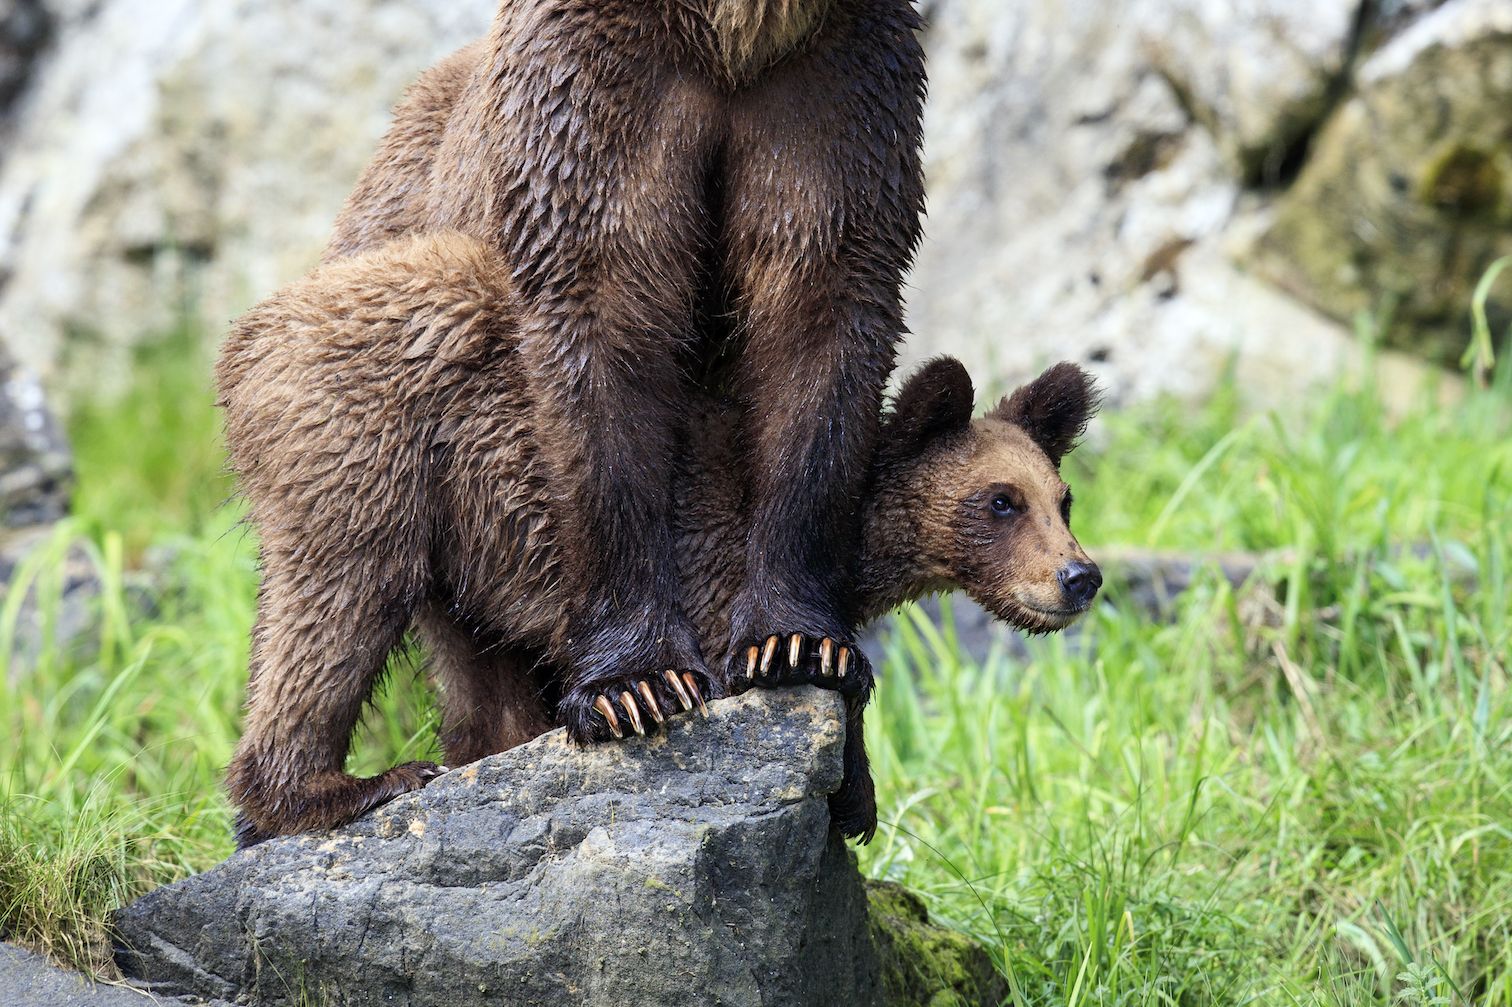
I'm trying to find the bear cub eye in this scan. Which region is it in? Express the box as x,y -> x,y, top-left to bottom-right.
990,493 -> 1018,517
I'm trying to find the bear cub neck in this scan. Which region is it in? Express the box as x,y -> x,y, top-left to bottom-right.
705,0 -> 830,78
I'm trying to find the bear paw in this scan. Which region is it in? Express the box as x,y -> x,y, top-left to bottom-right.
566,670 -> 711,743
734,633 -> 873,699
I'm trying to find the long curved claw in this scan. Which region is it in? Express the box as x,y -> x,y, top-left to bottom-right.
618,691 -> 645,736
594,695 -> 624,739
760,636 -> 779,676
819,638 -> 836,677
788,633 -> 802,669
746,646 -> 760,679
665,669 -> 694,712
681,672 -> 708,717
637,680 -> 664,725
838,647 -> 851,679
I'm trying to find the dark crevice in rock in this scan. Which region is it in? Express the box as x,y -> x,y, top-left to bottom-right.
0,0 -> 51,120
1246,0 -> 1381,191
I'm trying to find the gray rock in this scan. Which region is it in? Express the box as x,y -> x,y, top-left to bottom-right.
0,341 -> 89,678
0,942 -> 201,1006
0,0 -> 50,125
0,342 -> 69,529
115,688 -> 890,1007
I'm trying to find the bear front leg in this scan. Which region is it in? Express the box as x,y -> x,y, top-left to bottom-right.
449,44 -> 727,745
719,7 -> 925,838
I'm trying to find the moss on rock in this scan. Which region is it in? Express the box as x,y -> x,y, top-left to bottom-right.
866,880 -> 1007,1007
1419,143 -> 1505,217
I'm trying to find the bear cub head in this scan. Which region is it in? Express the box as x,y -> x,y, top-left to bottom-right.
875,357 -> 1104,633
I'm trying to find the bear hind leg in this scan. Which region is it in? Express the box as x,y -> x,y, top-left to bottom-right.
227,546 -> 439,848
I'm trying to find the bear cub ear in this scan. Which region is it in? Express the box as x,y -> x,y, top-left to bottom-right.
881,357 -> 975,458
990,362 -> 1102,466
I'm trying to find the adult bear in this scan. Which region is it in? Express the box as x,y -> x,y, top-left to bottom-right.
323,1 -> 927,747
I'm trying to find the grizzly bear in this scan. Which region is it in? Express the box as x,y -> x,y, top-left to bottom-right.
220,232 -> 1103,846
317,0 -> 929,750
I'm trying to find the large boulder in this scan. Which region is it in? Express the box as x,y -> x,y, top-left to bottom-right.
113,688 -> 1006,1007
1253,0 -> 1512,362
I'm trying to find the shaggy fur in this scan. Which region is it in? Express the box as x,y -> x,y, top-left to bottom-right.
220,234 -> 1101,844
315,0 -> 928,750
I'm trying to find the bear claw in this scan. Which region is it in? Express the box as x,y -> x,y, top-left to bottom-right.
593,695 -> 624,739
637,681 -> 664,724
588,672 -> 707,741
619,690 -> 645,736
683,672 -> 708,716
739,633 -> 869,697
663,670 -> 693,712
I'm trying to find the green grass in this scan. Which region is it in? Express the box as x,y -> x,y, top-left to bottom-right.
1,330 -> 1509,1003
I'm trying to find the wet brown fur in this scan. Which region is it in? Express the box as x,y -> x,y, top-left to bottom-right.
315,0 -> 928,762
220,234 -> 1100,844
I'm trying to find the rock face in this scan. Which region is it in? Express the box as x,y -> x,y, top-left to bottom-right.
114,688 -> 1003,1007
1255,0 -> 1512,361
1139,0 -> 1363,182
0,0 -> 1495,401
0,0 -> 494,391
902,0 -> 1460,412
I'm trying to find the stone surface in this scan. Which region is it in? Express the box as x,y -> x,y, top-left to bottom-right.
0,0 -> 50,128
900,0 -> 1453,416
0,342 -> 68,529
0,340 -> 90,676
0,942 -> 200,1006
115,688 -> 889,1007
1254,0 -> 1512,362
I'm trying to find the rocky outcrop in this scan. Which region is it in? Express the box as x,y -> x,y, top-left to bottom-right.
0,0 -> 1495,403
113,688 -> 1005,1007
1140,0 -> 1364,183
0,342 -> 92,675
0,344 -> 68,530
902,0 -> 1467,413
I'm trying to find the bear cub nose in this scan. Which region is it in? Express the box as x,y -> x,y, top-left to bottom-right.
1058,560 -> 1103,608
